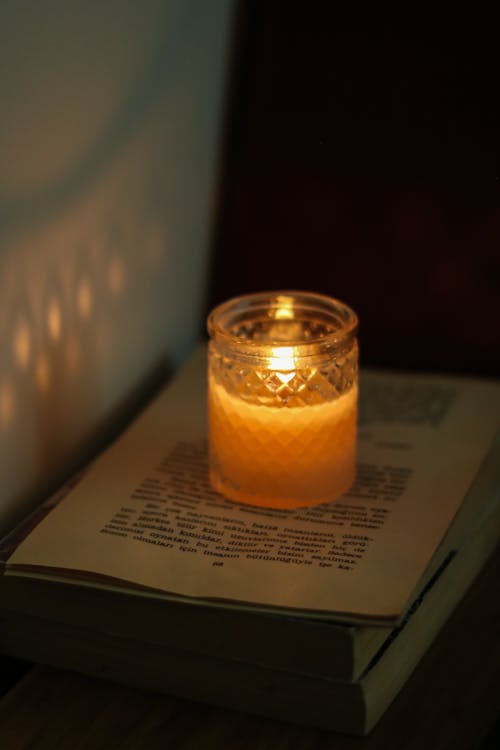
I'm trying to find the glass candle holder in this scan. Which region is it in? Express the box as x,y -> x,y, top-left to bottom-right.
207,291 -> 358,509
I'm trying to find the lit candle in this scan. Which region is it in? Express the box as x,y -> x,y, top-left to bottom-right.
207,292 -> 359,509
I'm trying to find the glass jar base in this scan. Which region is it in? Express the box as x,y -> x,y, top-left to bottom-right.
210,468 -> 355,510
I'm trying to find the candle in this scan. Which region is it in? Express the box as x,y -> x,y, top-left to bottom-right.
207,292 -> 359,509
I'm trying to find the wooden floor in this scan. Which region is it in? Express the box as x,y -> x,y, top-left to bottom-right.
1,546 -> 499,749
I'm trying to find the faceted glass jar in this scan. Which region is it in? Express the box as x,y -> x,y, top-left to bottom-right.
207,291 -> 359,508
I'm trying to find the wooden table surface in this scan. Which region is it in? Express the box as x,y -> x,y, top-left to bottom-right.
1,546 -> 499,750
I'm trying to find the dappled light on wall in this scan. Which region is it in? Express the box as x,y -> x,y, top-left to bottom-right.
108,255 -> 126,297
13,316 -> 32,372
0,0 -> 234,535
0,169 -> 180,526
76,276 -> 93,322
0,380 -> 15,431
47,297 -> 62,344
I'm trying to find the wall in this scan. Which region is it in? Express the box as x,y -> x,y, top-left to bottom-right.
209,9 -> 500,378
0,0 -> 234,534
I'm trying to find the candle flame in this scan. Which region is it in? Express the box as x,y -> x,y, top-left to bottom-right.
270,299 -> 299,381
269,346 -> 296,384
274,297 -> 294,319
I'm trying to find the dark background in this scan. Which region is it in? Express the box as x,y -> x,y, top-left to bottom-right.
207,6 -> 500,376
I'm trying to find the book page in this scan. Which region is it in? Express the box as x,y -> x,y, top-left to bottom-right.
6,347 -> 500,623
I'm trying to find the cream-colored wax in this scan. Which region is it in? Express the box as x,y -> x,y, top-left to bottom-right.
208,376 -> 357,509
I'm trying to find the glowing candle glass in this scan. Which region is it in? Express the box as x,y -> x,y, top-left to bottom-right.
207,291 -> 359,509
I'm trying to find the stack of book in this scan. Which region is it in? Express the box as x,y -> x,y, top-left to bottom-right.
1,348 -> 499,735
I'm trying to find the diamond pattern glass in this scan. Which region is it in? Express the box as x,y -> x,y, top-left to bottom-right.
207,292 -> 359,508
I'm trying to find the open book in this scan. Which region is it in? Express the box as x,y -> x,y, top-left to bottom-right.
1,346 -> 499,733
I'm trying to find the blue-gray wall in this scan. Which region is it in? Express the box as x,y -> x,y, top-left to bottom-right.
0,0 -> 234,534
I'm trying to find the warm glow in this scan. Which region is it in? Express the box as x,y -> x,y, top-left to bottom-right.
0,380 -> 15,428
270,297 -> 302,343
13,318 -> 31,369
274,296 -> 294,319
209,378 -> 358,509
269,346 -> 296,384
47,298 -> 62,341
108,255 -> 125,294
77,278 -> 92,319
35,354 -> 51,392
208,292 -> 359,508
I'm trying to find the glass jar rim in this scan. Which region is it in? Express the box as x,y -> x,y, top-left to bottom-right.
207,290 -> 358,355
